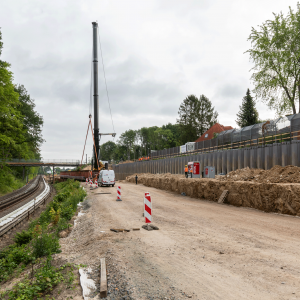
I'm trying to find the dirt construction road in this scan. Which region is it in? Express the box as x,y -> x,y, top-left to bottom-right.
60,182 -> 300,300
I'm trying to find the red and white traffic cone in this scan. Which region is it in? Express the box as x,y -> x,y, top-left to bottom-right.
144,192 -> 152,223
116,186 -> 122,201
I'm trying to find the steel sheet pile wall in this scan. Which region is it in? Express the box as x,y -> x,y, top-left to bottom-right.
238,149 -> 244,170
264,145 -> 273,170
257,146 -> 264,169
113,141 -> 299,180
292,141 -> 300,167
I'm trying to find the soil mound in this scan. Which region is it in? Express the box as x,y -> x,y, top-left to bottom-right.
126,172 -> 300,217
219,165 -> 300,184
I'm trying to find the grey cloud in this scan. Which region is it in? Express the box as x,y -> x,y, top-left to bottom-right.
1,0 -> 297,159
217,84 -> 246,99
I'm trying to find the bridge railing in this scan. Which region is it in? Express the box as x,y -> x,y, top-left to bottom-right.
3,159 -> 81,165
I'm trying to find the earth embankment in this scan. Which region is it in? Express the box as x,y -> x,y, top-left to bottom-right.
126,171 -> 300,216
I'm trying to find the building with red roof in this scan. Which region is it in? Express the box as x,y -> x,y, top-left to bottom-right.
194,123 -> 233,143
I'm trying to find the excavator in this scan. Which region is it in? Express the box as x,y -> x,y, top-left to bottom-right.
262,120 -> 270,136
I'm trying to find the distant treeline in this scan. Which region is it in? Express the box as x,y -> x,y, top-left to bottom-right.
100,94 -> 218,162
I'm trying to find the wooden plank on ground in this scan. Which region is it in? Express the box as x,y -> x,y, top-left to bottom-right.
218,190 -> 229,204
100,258 -> 107,298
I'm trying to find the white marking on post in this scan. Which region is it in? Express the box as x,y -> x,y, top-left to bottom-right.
144,192 -> 152,223
117,186 -> 121,201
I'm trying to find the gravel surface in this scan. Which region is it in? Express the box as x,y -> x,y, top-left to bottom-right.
58,182 -> 300,300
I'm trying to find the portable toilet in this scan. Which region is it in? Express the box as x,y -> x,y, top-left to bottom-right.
187,161 -> 200,178
204,166 -> 215,178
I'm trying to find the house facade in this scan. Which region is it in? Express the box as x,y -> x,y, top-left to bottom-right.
195,123 -> 233,143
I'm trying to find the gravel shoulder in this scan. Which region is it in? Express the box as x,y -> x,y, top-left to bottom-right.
58,181 -> 300,300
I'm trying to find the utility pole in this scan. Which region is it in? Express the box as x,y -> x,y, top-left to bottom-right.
92,21 -> 99,170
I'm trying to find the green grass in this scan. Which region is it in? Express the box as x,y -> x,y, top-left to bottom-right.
0,179 -> 86,299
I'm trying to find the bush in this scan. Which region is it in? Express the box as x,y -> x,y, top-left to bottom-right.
1,256 -> 67,300
60,204 -> 74,220
32,232 -> 61,258
54,191 -> 70,202
14,230 -> 32,246
0,245 -> 32,281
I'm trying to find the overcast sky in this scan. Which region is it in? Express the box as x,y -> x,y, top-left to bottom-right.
1,0 -> 297,160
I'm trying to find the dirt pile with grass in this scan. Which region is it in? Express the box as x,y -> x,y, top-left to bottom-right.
127,172 -> 300,216
219,165 -> 300,183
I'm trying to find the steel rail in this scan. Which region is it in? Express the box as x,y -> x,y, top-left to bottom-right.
0,176 -> 39,202
0,176 -> 42,212
0,177 -> 52,237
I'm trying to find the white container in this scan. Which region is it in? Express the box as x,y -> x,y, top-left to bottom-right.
180,145 -> 186,153
98,170 -> 115,187
186,142 -> 195,152
203,166 -> 215,178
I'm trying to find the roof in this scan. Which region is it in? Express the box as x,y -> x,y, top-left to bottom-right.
194,123 -> 234,142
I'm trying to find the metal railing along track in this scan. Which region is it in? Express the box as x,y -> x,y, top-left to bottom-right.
0,176 -> 42,212
0,177 -> 52,237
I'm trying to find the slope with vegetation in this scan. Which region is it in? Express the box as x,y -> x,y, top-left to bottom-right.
0,179 -> 86,299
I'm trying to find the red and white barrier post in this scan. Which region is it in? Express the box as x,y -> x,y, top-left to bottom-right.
144,192 -> 152,223
86,178 -> 88,185
95,178 -> 98,188
117,186 -> 122,201
89,178 -> 93,188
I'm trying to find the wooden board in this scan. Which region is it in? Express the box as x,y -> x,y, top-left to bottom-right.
110,228 -> 124,232
100,258 -> 107,298
218,190 -> 229,204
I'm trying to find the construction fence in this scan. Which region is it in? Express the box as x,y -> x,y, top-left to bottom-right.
113,140 -> 300,180
150,113 -> 300,159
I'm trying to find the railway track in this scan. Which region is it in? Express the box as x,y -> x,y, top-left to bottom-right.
0,176 -> 52,237
0,175 -> 42,213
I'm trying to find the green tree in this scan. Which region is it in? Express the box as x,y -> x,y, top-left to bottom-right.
14,85 -> 44,158
154,128 -> 174,149
100,141 -> 117,161
0,30 -> 25,162
114,144 -> 127,162
137,126 -> 159,155
55,167 -> 61,174
246,3 -> 300,114
236,89 -> 259,127
177,94 -> 218,144
198,94 -> 219,136
161,123 -> 181,147
118,130 -> 137,160
0,29 -> 45,195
